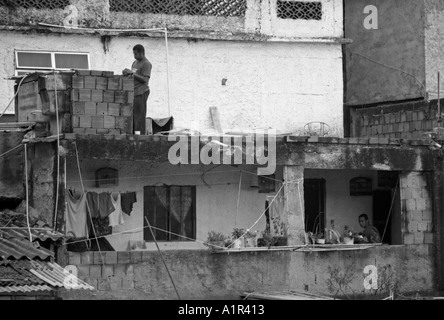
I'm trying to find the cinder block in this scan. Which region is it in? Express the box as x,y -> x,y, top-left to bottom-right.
76,70 -> 91,76
102,71 -> 114,77
72,76 -> 84,89
71,89 -> 79,101
85,128 -> 97,134
427,222 -> 433,231
85,102 -> 97,115
102,265 -> 114,278
109,129 -> 121,135
422,210 -> 433,221
403,233 -> 415,245
418,222 -> 428,232
92,116 -> 104,129
130,251 -> 142,264
105,252 -> 118,264
401,112 -> 407,122
104,116 -> 116,129
84,76 -> 96,89
79,115 -> 92,128
92,90 -> 103,102
83,278 -> 98,290
121,104 -> 133,117
93,252 -> 105,265
405,199 -> 416,211
108,103 -> 120,116
71,115 -> 80,127
418,111 -> 425,121
90,70 -> 104,77
122,77 -> 134,91
414,232 -> 425,244
97,103 -> 108,115
78,89 -> 92,102
97,279 -> 110,291
407,221 -> 418,233
89,265 -> 102,278
410,188 -> 422,199
122,277 -> 135,290
77,265 -> 90,277
73,127 -> 85,134
68,252 -> 81,265
103,90 -> 115,103
307,136 -> 319,142
64,133 -> 76,140
424,232 -> 434,244
97,129 -> 110,134
95,77 -> 108,90
110,277 -> 122,291
108,77 -> 120,90
114,264 -> 127,276
409,210 -> 422,222
114,91 -> 126,104
72,102 -> 85,115
117,252 -> 130,264
416,199 -> 426,211
116,116 -> 132,133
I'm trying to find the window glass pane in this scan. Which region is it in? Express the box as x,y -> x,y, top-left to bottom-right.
55,53 -> 89,69
17,52 -> 52,68
169,187 -> 182,241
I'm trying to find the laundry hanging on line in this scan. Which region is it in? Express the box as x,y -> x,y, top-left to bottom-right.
65,190 -> 89,239
121,192 -> 137,216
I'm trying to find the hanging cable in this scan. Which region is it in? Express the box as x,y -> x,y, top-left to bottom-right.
0,144 -> 23,158
0,74 -> 29,119
381,179 -> 400,243
53,71 -> 61,231
144,216 -> 181,300
24,144 -> 32,242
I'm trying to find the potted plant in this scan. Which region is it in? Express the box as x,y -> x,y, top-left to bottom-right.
243,230 -> 257,248
205,231 -> 228,251
342,225 -> 355,245
231,228 -> 246,249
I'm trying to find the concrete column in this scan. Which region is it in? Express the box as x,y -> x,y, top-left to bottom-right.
283,165 -> 305,246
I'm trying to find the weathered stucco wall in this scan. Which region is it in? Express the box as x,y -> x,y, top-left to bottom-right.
424,0 -> 444,100
60,244 -> 434,299
0,32 -> 344,135
65,158 -> 271,251
344,0 -> 425,106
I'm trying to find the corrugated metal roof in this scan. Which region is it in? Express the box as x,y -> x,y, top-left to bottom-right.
0,225 -> 65,260
0,260 -> 94,293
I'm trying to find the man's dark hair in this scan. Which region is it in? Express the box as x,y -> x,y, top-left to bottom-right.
359,214 -> 369,221
133,44 -> 145,55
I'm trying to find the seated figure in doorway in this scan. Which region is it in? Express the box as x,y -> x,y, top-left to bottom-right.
358,213 -> 381,243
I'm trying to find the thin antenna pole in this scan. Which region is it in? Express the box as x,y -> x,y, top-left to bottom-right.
438,72 -> 441,126
164,25 -> 171,117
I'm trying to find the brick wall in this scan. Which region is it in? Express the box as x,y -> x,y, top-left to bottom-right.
400,172 -> 434,245
352,98 -> 444,139
70,70 -> 134,135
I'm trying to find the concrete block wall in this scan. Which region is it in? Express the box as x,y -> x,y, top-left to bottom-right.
353,99 -> 444,139
70,70 -> 134,135
400,172 -> 434,245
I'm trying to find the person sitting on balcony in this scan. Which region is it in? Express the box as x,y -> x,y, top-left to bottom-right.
358,213 -> 381,243
122,44 -> 152,135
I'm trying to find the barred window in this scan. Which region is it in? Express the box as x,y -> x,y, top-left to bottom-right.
110,0 -> 247,17
277,1 -> 322,21
0,0 -> 69,10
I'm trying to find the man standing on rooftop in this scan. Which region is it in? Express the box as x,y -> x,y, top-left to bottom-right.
123,44 -> 152,135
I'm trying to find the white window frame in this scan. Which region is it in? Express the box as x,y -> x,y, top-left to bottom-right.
15,50 -> 91,73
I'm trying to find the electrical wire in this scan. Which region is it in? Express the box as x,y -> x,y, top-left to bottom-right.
0,144 -> 23,158
381,179 -> 399,243
53,71 -> 61,231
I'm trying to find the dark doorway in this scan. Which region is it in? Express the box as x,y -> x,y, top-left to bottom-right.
373,190 -> 392,244
304,179 -> 326,233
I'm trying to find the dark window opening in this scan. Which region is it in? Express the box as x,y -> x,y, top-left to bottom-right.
144,186 -> 196,241
304,179 -> 326,233
277,1 -> 322,21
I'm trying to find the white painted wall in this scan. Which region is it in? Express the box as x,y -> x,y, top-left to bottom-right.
304,169 -> 379,233
65,159 -> 271,251
0,32 -> 344,136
